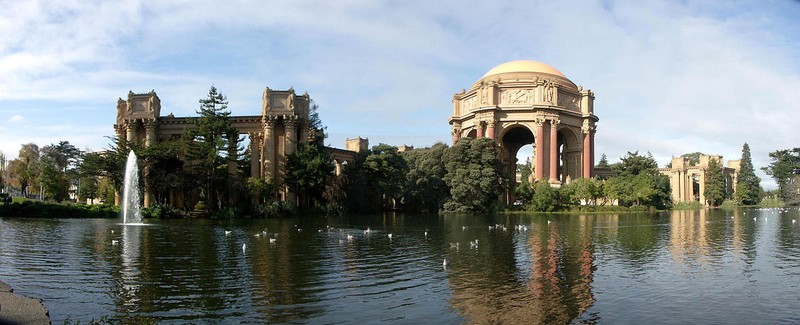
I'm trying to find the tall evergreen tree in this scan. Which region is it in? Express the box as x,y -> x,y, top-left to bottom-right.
597,153 -> 609,168
703,157 -> 725,206
734,143 -> 761,205
187,86 -> 240,209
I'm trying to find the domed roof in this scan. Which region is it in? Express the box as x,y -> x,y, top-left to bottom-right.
482,60 -> 566,78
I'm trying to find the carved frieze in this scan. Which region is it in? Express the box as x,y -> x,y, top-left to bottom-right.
558,94 -> 580,111
500,88 -> 533,105
462,95 -> 478,111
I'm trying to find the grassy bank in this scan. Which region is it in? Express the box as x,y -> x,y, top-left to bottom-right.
0,200 -> 119,218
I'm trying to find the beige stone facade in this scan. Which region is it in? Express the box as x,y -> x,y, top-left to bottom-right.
114,88 -> 361,208
658,155 -> 740,205
449,60 -> 599,202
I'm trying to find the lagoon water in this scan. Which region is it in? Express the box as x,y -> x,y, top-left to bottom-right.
2,208 -> 800,324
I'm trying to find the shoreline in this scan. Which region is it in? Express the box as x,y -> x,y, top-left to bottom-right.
0,279 -> 51,325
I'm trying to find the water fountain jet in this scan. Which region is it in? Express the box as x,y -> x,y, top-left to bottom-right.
122,150 -> 142,224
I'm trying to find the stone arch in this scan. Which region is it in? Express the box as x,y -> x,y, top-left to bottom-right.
556,126 -> 583,183
465,128 -> 478,139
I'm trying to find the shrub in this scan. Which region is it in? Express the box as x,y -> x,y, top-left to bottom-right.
672,201 -> 703,210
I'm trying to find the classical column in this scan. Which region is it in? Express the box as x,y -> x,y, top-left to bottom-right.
249,132 -> 262,179
590,128 -> 595,177
125,120 -> 137,143
549,119 -> 559,182
262,118 -> 275,179
334,160 -> 342,176
582,129 -> 591,178
486,119 -> 495,140
534,120 -> 545,180
144,119 -> 157,147
476,122 -> 485,138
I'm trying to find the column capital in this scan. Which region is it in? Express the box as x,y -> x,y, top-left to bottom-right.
248,131 -> 263,140
144,119 -> 158,130
262,116 -> 276,128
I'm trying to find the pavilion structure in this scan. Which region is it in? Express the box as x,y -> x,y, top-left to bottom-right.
448,60 -> 599,202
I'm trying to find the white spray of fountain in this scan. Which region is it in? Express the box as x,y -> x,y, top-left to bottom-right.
122,151 -> 143,224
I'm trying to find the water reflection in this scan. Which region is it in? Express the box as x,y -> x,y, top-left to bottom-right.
1,208 -> 800,323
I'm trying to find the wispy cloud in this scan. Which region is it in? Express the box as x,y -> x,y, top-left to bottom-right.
9,115 -> 25,122
0,0 -> 798,188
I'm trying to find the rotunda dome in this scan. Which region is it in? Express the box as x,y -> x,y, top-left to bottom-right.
482,60 -> 566,78
477,60 -> 577,91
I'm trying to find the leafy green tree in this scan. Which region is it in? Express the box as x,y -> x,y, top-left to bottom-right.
285,142 -> 334,207
80,137 -> 136,202
703,157 -> 726,206
285,102 -> 334,208
79,175 -> 99,204
606,151 -> 671,209
762,147 -> 800,201
442,137 -> 504,212
401,143 -> 449,213
247,177 -> 275,206
343,144 -> 408,213
734,143 -> 761,205
140,139 -> 186,205
12,143 -> 42,197
574,177 -> 602,205
530,180 -> 559,212
186,86 -> 241,209
39,157 -> 69,202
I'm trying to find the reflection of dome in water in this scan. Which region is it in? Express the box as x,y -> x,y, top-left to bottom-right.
482,60 -> 567,78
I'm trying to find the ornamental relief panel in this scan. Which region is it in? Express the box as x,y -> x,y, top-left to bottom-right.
558,94 -> 580,111
462,95 -> 478,111
500,88 -> 534,105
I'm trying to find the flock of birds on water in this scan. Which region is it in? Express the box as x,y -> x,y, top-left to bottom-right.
108,207 -> 800,267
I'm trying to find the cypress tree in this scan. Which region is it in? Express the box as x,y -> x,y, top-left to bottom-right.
703,158 -> 725,206
734,143 -> 761,205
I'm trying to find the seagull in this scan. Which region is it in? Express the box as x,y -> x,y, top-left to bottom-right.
388,233 -> 393,240
547,220 -> 552,224
224,230 -> 232,236
242,243 -> 246,251
110,229 -> 115,234
424,231 -> 428,237
346,234 -> 354,241
462,226 -> 468,231
793,219 -> 796,224
443,258 -> 448,267
254,233 -> 261,238
111,240 -> 119,245
297,228 -> 302,232
364,227 -> 372,234
269,238 -> 277,244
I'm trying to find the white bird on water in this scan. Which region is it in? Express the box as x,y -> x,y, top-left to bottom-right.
388,233 -> 393,240
547,220 -> 552,224
111,240 -> 119,245
793,219 -> 797,224
424,230 -> 429,237
242,243 -> 246,251
269,238 -> 277,244
443,258 -> 448,267
224,230 -> 232,236
346,234 -> 354,241
110,229 -> 115,234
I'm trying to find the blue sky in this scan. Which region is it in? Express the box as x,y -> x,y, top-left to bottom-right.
1,0 -> 799,189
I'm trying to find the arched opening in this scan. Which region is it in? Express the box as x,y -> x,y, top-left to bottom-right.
501,125 -> 536,205
466,129 -> 477,139
556,127 -> 582,183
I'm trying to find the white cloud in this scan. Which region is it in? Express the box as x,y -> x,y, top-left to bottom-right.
9,115 -> 24,122
0,0 -> 798,189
